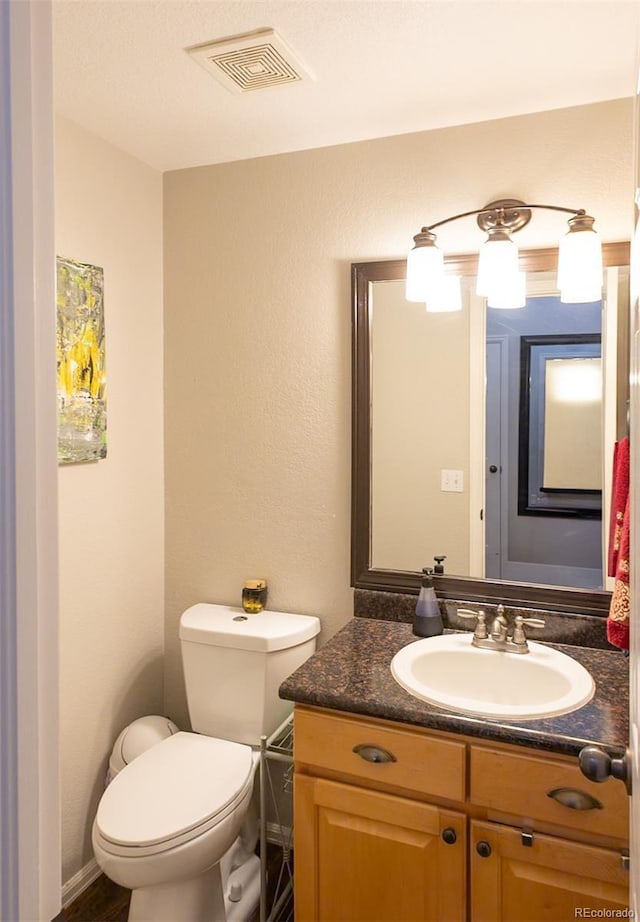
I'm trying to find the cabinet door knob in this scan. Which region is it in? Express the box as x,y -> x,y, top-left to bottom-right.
352,743 -> 397,764
441,827 -> 457,845
578,746 -> 632,795
547,787 -> 603,811
476,840 -> 492,858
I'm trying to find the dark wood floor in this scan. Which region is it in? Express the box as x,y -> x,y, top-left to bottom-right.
52,846 -> 291,922
53,875 -> 130,922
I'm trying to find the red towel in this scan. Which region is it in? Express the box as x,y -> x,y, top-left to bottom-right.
607,437 -> 630,651
608,437 -> 629,577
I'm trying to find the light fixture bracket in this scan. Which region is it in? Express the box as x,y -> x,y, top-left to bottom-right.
566,212 -> 595,233
476,199 -> 532,235
412,229 -> 439,247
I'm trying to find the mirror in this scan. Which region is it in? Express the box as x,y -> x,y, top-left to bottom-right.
351,242 -> 630,615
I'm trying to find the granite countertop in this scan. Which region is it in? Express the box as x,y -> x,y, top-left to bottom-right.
279,617 -> 629,758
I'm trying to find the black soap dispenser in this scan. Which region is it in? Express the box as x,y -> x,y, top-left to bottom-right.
413,568 -> 444,637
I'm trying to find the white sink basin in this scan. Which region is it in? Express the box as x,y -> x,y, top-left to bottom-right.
390,633 -> 595,720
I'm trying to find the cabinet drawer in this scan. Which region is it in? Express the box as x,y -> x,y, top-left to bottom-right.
294,707 -> 466,802
470,746 -> 628,840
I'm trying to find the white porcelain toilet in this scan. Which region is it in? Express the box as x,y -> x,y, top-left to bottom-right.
92,603 -> 320,922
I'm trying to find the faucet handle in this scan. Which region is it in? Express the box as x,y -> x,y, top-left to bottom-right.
512,614 -> 545,646
457,608 -> 488,640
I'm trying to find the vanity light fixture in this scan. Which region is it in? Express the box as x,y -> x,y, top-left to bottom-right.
406,198 -> 603,312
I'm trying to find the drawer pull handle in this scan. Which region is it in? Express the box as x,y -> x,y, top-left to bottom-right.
547,787 -> 603,811
352,744 -> 397,764
476,840 -> 492,858
441,827 -> 457,845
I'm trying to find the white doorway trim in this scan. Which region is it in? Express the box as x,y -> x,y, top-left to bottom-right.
1,1 -> 60,919
0,3 -> 19,917
468,288 -> 485,576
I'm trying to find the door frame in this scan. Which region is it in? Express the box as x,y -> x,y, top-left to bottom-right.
0,2 -> 60,919
471,271 -> 619,589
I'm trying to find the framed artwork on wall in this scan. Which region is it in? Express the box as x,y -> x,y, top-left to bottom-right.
518,333 -> 602,518
56,256 -> 107,463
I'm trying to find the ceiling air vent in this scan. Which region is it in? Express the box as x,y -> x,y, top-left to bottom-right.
187,28 -> 311,94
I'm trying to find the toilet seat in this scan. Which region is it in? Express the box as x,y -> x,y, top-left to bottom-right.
95,732 -> 254,858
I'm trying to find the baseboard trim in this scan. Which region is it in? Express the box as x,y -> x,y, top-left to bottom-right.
61,858 -> 101,908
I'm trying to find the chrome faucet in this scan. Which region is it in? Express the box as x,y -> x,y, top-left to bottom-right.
489,604 -> 509,644
458,604 -> 545,654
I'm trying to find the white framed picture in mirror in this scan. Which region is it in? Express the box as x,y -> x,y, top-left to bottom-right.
351,242 -> 630,615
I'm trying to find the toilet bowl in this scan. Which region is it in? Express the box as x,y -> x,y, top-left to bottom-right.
92,604 -> 320,922
93,732 -> 257,920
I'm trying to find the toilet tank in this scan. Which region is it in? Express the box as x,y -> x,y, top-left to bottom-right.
179,603 -> 320,745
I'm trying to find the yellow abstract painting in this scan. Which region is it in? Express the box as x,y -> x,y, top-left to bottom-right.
56,257 -> 107,463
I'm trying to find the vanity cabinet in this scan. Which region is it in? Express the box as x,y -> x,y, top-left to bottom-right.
293,706 -> 630,922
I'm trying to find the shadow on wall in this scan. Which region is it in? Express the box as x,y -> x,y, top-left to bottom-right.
83,654 -> 165,861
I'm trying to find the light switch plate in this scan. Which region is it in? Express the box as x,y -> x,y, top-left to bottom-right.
441,469 -> 464,492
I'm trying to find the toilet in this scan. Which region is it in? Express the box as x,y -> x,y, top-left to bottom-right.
92,603 -> 320,922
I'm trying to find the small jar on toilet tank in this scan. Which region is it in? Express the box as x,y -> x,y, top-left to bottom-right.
242,579 -> 267,613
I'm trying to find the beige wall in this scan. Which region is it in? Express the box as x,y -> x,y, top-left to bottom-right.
55,116 -> 165,885
163,98 -> 633,727
371,279 -> 472,574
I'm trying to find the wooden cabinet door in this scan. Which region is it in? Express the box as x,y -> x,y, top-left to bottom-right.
471,820 -> 630,921
294,774 -> 466,922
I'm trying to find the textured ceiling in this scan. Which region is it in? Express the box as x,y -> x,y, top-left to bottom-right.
52,0 -> 640,173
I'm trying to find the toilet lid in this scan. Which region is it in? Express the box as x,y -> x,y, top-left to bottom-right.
96,732 -> 253,849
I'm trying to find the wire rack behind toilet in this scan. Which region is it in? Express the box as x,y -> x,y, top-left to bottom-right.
259,714 -> 295,922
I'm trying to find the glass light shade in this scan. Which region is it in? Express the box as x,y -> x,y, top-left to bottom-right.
487,271 -> 526,309
406,240 -> 445,302
426,275 -> 462,313
476,237 -> 519,297
560,286 -> 602,304
558,219 -> 603,304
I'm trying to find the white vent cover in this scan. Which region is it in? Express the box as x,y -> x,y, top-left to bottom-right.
187,28 -> 311,94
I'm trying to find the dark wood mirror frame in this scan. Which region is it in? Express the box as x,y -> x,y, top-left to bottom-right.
351,241 -> 630,616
